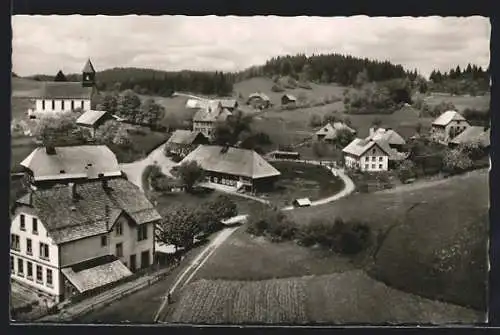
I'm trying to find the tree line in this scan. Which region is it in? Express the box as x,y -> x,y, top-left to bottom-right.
428,64 -> 490,95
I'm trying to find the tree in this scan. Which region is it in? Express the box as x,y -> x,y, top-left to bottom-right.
213,110 -> 253,146
139,98 -> 165,127
372,117 -> 382,127
36,114 -> 88,147
335,128 -> 356,148
117,89 -> 141,121
309,114 -> 323,127
54,70 -> 67,82
396,159 -> 417,182
442,148 -> 473,174
354,68 -> 369,88
96,93 -> 118,114
322,111 -> 338,125
173,160 -> 205,191
156,205 -> 201,252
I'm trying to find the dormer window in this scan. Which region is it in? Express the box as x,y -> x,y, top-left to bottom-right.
60,170 -> 65,174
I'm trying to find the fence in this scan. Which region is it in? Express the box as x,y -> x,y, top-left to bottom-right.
266,157 -> 339,168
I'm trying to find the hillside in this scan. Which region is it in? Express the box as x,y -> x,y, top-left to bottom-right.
11,77 -> 43,98
169,271 -> 482,324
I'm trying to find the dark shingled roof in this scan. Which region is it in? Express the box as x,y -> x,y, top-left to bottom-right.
32,82 -> 94,99
167,130 -> 206,145
15,179 -> 161,244
82,59 -> 96,73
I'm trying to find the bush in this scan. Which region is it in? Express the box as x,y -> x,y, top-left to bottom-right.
309,114 -> 323,128
271,84 -> 285,93
442,148 -> 473,175
396,159 -> 417,182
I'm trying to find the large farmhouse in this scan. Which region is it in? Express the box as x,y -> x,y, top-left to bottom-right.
10,179 -> 161,303
28,59 -> 97,117
20,145 -> 122,187
366,127 -> 406,151
431,110 -> 470,143
449,126 -> 491,149
192,101 -> 233,139
247,92 -> 271,109
342,138 -> 392,172
315,122 -> 356,143
179,145 -> 281,193
165,130 -> 209,158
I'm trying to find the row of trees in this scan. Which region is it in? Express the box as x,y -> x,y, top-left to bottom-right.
428,64 -> 490,96
156,195 -> 237,252
95,90 -> 165,128
429,64 -> 489,83
246,206 -> 372,255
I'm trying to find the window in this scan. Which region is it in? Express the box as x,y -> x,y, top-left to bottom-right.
364,164 -> 369,170
379,156 -> 383,162
101,235 -> 108,247
71,100 -> 75,110
27,238 -> 32,255
10,256 -> 14,273
39,242 -> 49,260
372,149 -> 376,154
27,261 -> 33,279
36,265 -> 43,283
17,258 -> 24,276
46,269 -> 53,287
116,243 -> 123,257
372,156 -> 376,162
42,100 -> 46,110
20,214 -> 25,231
371,164 -> 375,169
81,100 -> 84,109
379,164 -> 383,169
137,225 -> 148,241
32,218 -> 38,235
10,234 -> 20,251
51,100 -> 55,110
115,222 -> 123,236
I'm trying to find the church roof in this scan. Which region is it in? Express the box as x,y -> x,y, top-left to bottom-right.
32,82 -> 94,99
82,59 -> 96,73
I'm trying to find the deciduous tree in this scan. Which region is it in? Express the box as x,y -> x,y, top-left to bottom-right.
173,160 -> 205,191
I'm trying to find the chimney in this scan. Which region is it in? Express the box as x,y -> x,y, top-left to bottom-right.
45,146 -> 56,155
68,182 -> 76,201
369,127 -> 376,136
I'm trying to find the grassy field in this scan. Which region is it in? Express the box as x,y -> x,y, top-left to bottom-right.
152,189 -> 266,218
261,161 -> 345,207
289,169 -> 489,310
233,77 -> 347,105
11,77 -> 43,98
169,271 -> 482,324
423,93 -> 490,112
138,94 -> 196,129
192,226 -> 361,282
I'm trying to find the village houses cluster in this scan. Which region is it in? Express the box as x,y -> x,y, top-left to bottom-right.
10,59 -> 490,308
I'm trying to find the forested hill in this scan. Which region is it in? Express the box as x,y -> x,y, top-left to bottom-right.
23,52 -> 488,97
236,53 -> 410,85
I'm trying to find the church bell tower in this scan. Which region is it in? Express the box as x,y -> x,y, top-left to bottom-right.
82,59 -> 96,87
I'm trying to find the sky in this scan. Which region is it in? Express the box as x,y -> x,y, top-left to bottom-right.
12,15 -> 490,79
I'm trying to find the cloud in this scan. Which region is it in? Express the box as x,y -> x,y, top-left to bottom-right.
11,15 -> 490,78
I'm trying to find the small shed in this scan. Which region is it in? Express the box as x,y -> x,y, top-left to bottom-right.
268,150 -> 300,160
76,110 -> 112,137
281,94 -> 297,105
292,198 -> 312,207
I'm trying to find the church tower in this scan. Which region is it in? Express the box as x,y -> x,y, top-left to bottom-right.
82,59 -> 96,87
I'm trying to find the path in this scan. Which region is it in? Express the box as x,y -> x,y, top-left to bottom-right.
153,226 -> 240,322
120,143 -> 176,190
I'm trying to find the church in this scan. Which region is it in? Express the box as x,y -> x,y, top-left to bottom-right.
28,59 -> 97,117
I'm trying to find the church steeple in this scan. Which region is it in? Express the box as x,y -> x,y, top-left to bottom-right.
82,59 -> 96,87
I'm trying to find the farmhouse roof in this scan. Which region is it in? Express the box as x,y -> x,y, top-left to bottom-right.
432,110 -> 467,126
450,126 -> 491,147
283,94 -> 297,101
192,103 -> 231,122
20,145 -> 122,182
249,92 -> 270,101
15,178 -> 161,244
31,82 -> 94,99
342,138 -> 392,157
61,255 -> 132,293
82,59 -> 96,73
366,127 -> 406,146
316,122 -> 356,139
76,110 -> 109,127
219,99 -> 238,109
167,130 -> 206,145
179,145 -> 281,179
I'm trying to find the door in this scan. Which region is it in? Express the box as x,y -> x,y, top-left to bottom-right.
141,250 -> 150,269
130,254 -> 136,272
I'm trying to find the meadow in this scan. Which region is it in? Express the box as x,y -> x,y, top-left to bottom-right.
169,271 -> 482,324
